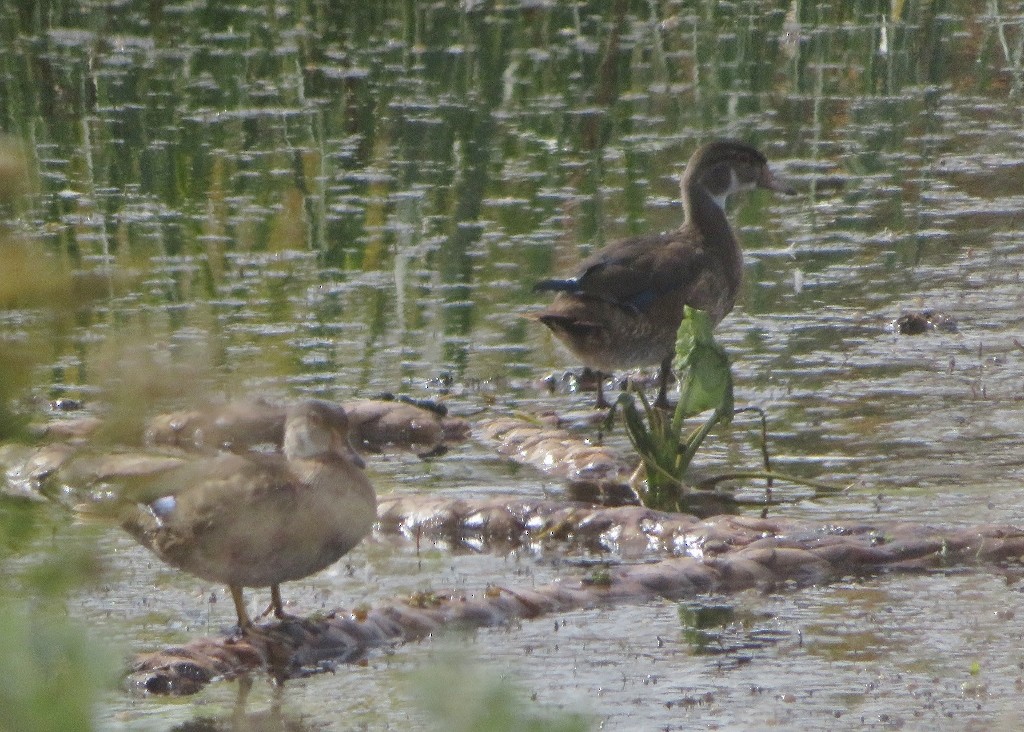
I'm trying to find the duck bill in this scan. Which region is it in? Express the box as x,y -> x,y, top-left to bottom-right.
759,167 -> 796,195
345,440 -> 366,470
331,430 -> 366,469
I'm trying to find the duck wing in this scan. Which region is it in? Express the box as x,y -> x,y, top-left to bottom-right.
119,453 -> 306,582
535,231 -> 708,313
119,453 -> 296,540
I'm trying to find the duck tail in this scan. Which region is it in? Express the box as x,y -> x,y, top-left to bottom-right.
535,313 -> 602,338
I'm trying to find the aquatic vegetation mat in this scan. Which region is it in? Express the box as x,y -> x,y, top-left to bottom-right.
128,496 -> 1024,695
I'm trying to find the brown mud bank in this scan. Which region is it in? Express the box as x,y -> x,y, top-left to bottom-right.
129,495 -> 1024,695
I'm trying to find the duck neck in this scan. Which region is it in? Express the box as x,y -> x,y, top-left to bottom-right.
683,177 -> 742,281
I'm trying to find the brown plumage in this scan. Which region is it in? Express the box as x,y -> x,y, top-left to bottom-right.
531,139 -> 794,407
120,400 -> 376,632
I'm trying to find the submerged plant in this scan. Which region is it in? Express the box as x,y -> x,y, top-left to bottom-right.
616,306 -> 839,513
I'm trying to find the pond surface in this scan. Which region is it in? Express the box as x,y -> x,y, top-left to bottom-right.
3,0 -> 1024,729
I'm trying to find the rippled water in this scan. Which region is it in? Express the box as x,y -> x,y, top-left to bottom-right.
4,0 -> 1024,729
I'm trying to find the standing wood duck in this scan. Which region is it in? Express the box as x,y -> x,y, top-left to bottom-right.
531,139 -> 794,407
120,400 -> 377,632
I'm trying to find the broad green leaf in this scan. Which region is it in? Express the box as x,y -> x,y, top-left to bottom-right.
674,307 -> 733,417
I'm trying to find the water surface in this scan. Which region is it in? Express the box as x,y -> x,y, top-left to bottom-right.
4,1 -> 1024,729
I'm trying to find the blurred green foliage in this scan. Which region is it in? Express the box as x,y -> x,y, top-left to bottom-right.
0,138 -> 114,732
0,587 -> 110,732
407,650 -> 590,732
0,498 -> 114,732
0,137 -> 43,441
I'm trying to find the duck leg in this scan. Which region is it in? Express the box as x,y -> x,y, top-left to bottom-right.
253,584 -> 294,621
229,584 -> 254,632
654,357 -> 673,409
270,584 -> 288,619
594,372 -> 611,409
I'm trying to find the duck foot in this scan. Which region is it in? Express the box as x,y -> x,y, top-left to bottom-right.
256,584 -> 301,623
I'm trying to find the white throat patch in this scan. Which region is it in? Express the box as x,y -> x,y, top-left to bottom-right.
711,168 -> 758,209
708,169 -> 738,210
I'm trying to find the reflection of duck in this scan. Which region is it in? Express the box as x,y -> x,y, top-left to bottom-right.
121,400 -> 376,632
531,140 -> 794,407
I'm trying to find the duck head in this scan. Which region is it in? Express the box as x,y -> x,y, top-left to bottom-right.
682,139 -> 795,213
283,400 -> 365,468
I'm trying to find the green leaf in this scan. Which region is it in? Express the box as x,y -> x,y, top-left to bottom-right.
674,307 -> 733,418
618,393 -> 656,458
